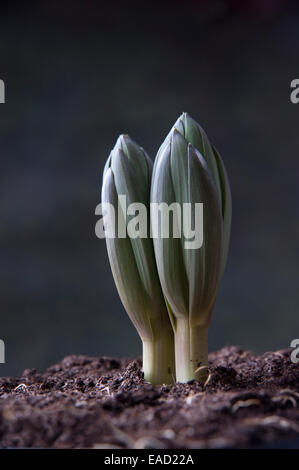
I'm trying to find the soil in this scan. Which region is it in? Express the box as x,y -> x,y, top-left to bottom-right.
0,346 -> 298,449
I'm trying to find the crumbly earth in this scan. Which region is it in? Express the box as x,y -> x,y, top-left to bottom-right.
0,347 -> 298,449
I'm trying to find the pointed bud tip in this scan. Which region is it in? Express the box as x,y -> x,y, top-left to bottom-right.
117,134 -> 129,145
118,133 -> 141,149
114,134 -> 134,156
183,112 -> 194,122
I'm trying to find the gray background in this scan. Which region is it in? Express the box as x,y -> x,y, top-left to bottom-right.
1,1 -> 299,376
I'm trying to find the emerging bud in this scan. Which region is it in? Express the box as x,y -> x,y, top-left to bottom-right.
151,114 -> 232,382
101,135 -> 175,385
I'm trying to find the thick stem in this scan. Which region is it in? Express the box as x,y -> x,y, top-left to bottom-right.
142,329 -> 175,385
175,317 -> 209,383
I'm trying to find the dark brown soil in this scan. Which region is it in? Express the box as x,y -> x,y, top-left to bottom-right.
0,346 -> 298,449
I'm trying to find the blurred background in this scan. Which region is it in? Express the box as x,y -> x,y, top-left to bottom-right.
1,0 -> 299,376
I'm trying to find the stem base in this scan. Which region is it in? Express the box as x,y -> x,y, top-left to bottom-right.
142,331 -> 175,385
175,318 -> 209,383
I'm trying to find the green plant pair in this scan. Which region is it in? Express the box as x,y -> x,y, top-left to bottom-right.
101,113 -> 231,385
